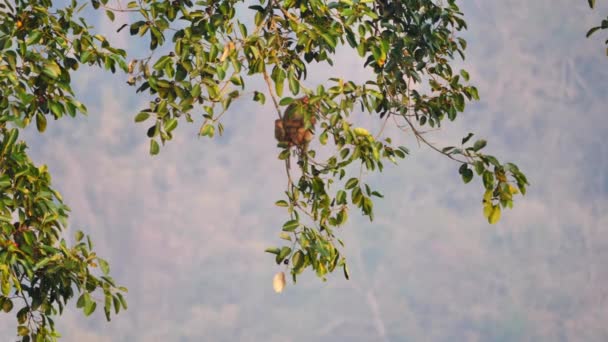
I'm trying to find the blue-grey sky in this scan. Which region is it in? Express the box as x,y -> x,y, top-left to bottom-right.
2,1 -> 608,341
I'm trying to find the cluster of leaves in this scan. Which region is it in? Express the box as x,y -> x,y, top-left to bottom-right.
0,127 -> 126,342
0,0 -> 532,338
0,0 -> 127,132
443,133 -> 528,224
251,0 -> 528,283
100,0 -> 528,284
0,1 -> 128,340
586,0 -> 608,54
268,93 -> 410,280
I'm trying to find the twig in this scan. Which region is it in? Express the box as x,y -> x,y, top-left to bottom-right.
402,115 -> 470,164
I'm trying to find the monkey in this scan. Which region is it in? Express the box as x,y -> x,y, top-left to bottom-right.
274,96 -> 318,170
274,96 -> 316,147
274,118 -> 287,143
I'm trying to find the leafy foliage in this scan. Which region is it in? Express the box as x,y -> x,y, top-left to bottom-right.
112,0 -> 528,283
0,1 -> 127,340
0,0 -> 530,339
0,127 -> 126,341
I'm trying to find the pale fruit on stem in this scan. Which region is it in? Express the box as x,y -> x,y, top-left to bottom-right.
273,271 -> 286,293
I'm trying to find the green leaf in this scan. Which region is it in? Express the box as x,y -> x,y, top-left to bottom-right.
292,250 -> 305,270
472,139 -> 487,151
83,298 -> 97,316
35,113 -> 47,133
106,10 -> 115,21
1,280 -> 8,296
371,145 -> 380,161
461,133 -> 474,145
149,139 -> 160,155
42,61 -> 62,79
279,97 -> 294,106
474,161 -> 485,175
113,296 -> 121,314
371,191 -> 384,198
276,246 -> 291,264
345,178 -> 359,190
253,91 -> 265,104
80,50 -> 93,64
460,69 -> 470,81
49,101 -> 64,118
461,167 -> 473,184
275,200 -> 288,207
200,124 -> 215,138
26,31 -> 42,46
0,175 -> 11,189
482,171 -> 494,190
134,112 -> 150,122
319,131 -> 328,145
16,307 -> 28,324
153,56 -> 171,70
282,220 -> 299,232
117,293 -> 128,310
99,258 -> 110,275
275,79 -> 284,97
587,26 -> 601,38
164,118 -> 178,133
588,0 -> 595,8
320,32 -> 337,49
288,71 -> 300,95
34,257 -> 51,270
454,93 -> 465,112
340,148 -> 350,160
336,190 -> 347,204
104,295 -> 112,321
1,129 -> 18,155
229,75 -> 243,87
76,294 -> 86,308
264,247 -> 280,255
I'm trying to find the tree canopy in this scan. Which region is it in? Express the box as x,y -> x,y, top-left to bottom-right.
0,0 -> 537,340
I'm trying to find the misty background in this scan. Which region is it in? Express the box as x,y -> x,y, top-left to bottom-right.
1,0 -> 608,341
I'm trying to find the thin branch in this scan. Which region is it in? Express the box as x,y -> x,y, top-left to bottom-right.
401,115 -> 470,164
262,69 -> 283,120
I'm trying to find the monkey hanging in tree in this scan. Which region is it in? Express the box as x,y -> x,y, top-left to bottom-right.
274,96 -> 317,170
274,96 -> 317,149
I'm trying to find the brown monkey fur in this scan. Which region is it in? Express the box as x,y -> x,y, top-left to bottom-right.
274,97 -> 316,147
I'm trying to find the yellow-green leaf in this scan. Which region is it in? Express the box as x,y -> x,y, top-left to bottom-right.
275,200 -> 288,207
42,61 -> 61,79
353,127 -> 370,137
2,298 -> 13,312
483,203 -> 492,219
17,325 -> 29,336
292,250 -> 305,269
282,220 -> 299,232
36,113 -> 47,133
488,205 -> 501,224
149,139 -> 160,155
134,112 -> 150,123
